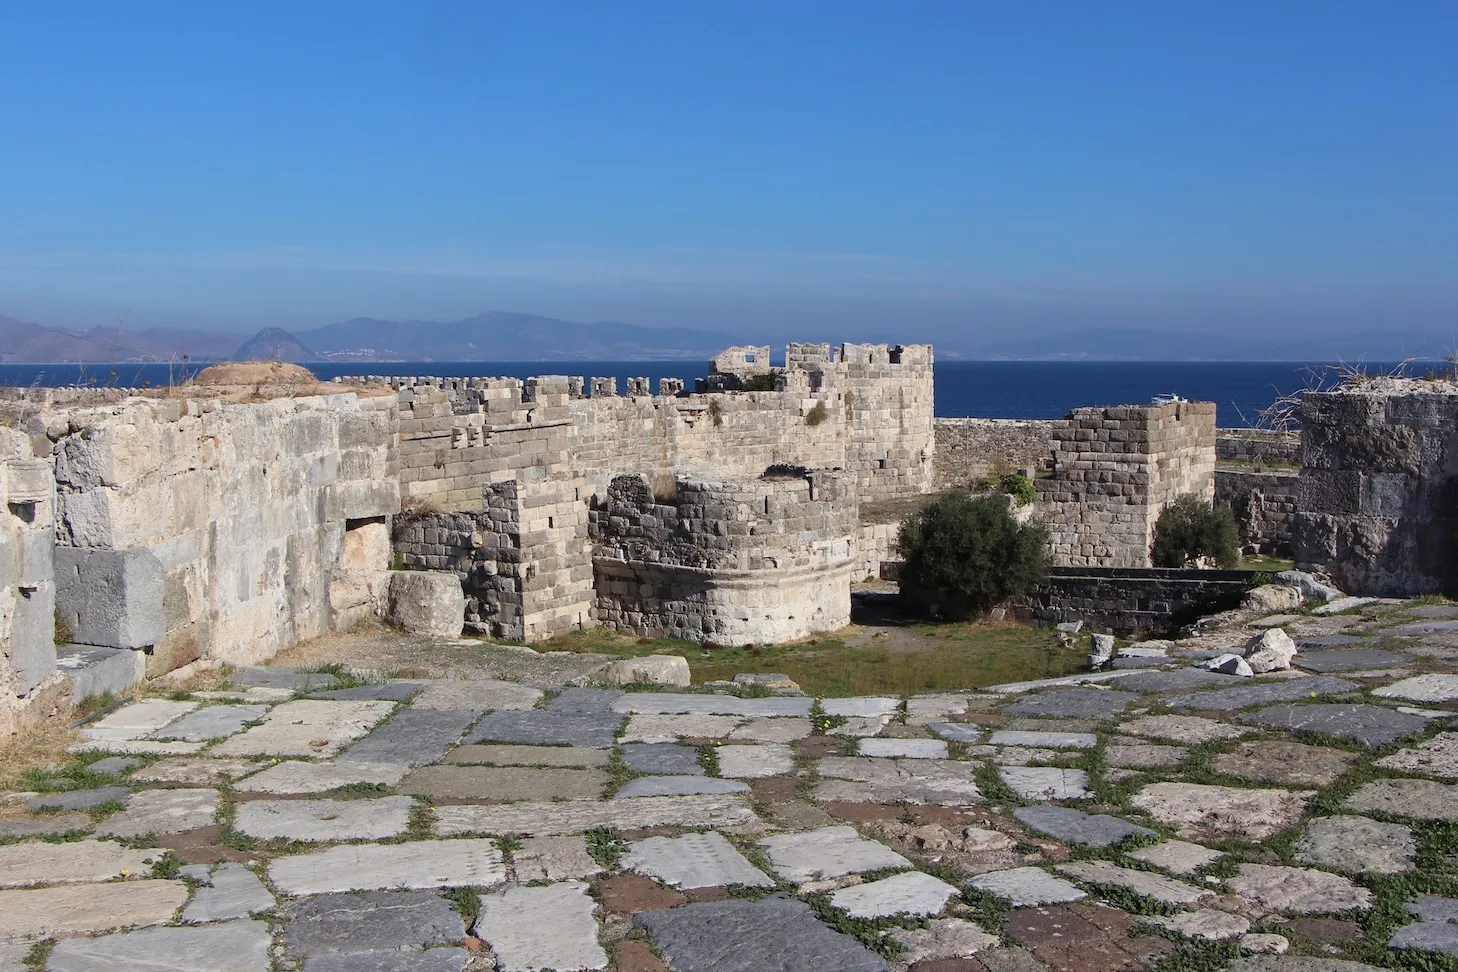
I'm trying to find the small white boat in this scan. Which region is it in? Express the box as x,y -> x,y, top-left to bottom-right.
1151,393 -> 1186,405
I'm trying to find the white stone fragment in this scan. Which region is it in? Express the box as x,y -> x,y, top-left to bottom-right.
858,738 -> 949,759
622,832 -> 773,889
829,870 -> 960,918
1200,654 -> 1254,677
474,881 -> 608,972
1245,629 -> 1297,674
268,839 -> 506,895
759,826 -> 910,885
716,743 -> 794,778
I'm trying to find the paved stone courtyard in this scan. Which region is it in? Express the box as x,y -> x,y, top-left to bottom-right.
9,601 -> 1458,970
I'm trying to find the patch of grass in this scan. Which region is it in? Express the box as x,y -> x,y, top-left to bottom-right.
72,689 -> 122,720
297,663 -> 375,691
85,799 -> 128,821
22,941 -> 54,972
973,762 -> 1021,804
604,750 -> 639,796
441,886 -> 481,921
585,827 -> 629,868
18,753 -> 121,793
1238,555 -> 1295,572
149,852 -> 183,880
539,620 -> 1083,697
697,744 -> 721,777
403,802 -> 435,841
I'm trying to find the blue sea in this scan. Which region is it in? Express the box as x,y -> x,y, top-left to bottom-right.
0,360 -> 1397,427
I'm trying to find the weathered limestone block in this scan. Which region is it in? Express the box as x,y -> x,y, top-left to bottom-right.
54,546 -> 165,649
605,655 -> 692,688
387,570 -> 465,637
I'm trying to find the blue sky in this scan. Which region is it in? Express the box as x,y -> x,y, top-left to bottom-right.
0,2 -> 1454,351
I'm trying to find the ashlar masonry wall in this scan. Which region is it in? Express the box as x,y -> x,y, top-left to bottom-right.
591,470 -> 859,645
1294,381 -> 1458,596
0,427 -> 66,737
1037,402 -> 1217,567
393,477 -> 594,642
3,390 -> 400,671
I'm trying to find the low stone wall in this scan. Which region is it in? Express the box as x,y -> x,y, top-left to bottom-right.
1025,566 -> 1256,634
1216,469 -> 1299,557
933,419 -> 1053,488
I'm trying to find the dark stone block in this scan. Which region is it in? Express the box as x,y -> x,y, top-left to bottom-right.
1165,675 -> 1360,711
622,743 -> 704,776
635,895 -> 890,972
337,709 -> 478,767
284,891 -> 465,959
1240,703 -> 1429,747
999,688 -> 1140,719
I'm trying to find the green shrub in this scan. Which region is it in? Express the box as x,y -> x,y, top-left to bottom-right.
805,401 -> 829,427
741,374 -> 777,391
896,492 -> 1050,617
998,472 -> 1036,507
1151,494 -> 1240,569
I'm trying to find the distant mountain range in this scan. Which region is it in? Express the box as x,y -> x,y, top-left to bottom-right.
3,311 -> 1455,364
0,311 -> 737,363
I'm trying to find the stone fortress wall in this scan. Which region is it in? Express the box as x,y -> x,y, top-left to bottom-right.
1037,402 -> 1217,567
590,469 -> 858,646
370,341 -> 934,512
380,343 -> 930,643
16,347 -> 1458,734
1294,380 -> 1458,596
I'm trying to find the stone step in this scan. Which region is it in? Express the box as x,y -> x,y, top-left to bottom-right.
55,643 -> 146,704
